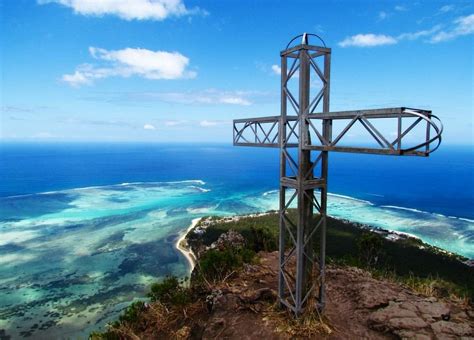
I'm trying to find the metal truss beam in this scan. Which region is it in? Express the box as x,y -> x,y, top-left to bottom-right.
232,33 -> 443,317
233,108 -> 443,156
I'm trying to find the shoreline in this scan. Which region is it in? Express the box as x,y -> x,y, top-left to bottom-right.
176,217 -> 201,273
175,212 -> 471,267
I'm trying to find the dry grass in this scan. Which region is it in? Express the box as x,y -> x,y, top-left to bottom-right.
266,304 -> 332,338
370,269 -> 472,305
92,300 -> 208,339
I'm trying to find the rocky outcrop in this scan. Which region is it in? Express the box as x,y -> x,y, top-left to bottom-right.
96,250 -> 473,339
211,229 -> 245,251
201,252 -> 473,339
325,266 -> 473,339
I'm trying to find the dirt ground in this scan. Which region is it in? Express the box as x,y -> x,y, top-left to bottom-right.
197,251 -> 473,339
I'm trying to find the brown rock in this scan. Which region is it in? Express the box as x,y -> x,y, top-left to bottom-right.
240,287 -> 277,303
415,300 -> 450,321
369,301 -> 419,324
397,330 -> 432,339
430,320 -> 474,337
388,317 -> 429,330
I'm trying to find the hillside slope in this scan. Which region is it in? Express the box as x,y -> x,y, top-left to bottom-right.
92,213 -> 473,339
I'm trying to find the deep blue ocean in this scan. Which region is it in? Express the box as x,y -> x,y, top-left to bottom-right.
1,142 -> 473,218
0,142 -> 473,337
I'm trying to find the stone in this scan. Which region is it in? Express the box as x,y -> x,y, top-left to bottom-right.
415,300 -> 450,320
397,330 -> 431,339
212,230 -> 245,250
430,320 -> 473,337
388,317 -> 428,330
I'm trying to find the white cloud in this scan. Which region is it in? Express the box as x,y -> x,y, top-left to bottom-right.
378,11 -> 388,21
219,97 -> 251,106
62,70 -> 91,87
430,14 -> 474,43
394,5 -> 406,11
143,123 -> 156,130
165,120 -> 188,126
339,24 -> 450,48
270,64 -> 300,78
38,0 -> 206,21
133,89 -> 255,106
439,5 -> 454,13
397,25 -> 442,41
199,120 -> 218,127
271,64 -> 281,75
338,34 -> 397,47
63,47 -> 196,86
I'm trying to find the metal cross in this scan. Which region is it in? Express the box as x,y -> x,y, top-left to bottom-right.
232,33 -> 443,315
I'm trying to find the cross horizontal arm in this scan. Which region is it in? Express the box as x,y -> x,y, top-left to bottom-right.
232,107 -> 443,156
313,107 -> 430,119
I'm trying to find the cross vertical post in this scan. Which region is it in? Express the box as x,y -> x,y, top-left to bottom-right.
232,33 -> 443,316
278,54 -> 287,304
319,46 -> 331,307
279,34 -> 332,314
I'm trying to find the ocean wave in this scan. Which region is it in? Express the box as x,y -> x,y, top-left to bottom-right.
1,180 -> 207,199
262,190 -> 279,196
380,205 -> 428,214
259,190 -> 376,206
188,186 -> 211,193
119,180 -> 206,186
171,180 -> 206,185
378,205 -> 474,229
328,193 -> 374,205
366,193 -> 384,197
447,216 -> 474,223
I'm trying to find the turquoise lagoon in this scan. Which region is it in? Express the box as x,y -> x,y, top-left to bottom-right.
0,143 -> 473,338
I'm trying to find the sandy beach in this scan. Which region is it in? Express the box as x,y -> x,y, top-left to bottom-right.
175,217 -> 201,273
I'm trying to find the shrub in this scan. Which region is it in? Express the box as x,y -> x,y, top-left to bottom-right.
148,276 -> 191,307
250,225 -> 278,252
356,232 -> 385,268
196,247 -> 255,283
89,331 -> 119,340
89,301 -> 146,340
118,300 -> 146,324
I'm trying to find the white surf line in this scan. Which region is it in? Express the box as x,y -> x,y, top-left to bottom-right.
1,179 -> 208,199
175,218 -> 201,273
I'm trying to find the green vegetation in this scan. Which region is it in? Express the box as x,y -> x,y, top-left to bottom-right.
195,247 -> 255,283
90,276 -> 196,339
90,301 -> 147,340
92,211 -> 473,338
356,232 -> 386,267
148,276 -> 191,307
90,231 -> 257,338
189,211 -> 473,300
187,214 -> 280,253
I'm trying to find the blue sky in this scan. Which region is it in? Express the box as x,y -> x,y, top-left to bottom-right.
1,0 -> 473,144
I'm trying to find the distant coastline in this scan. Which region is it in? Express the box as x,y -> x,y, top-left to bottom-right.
175,212 -> 472,273
175,217 -> 200,272
175,212 -> 277,275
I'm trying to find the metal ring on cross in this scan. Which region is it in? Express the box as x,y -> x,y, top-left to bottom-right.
286,33 -> 327,49
401,109 -> 443,154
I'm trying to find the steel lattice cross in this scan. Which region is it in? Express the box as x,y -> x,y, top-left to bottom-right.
232,33 -> 443,315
